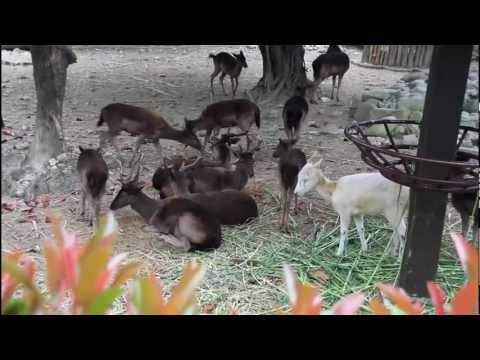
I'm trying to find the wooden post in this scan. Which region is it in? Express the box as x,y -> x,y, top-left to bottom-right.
399,45 -> 473,297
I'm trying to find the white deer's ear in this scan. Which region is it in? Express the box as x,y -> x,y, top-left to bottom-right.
314,159 -> 323,168
309,151 -> 321,163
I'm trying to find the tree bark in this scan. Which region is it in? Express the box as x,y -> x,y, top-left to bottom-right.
251,45 -> 308,103
29,45 -> 76,170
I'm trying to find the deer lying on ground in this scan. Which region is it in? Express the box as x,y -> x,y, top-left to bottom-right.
151,134 -> 242,198
273,139 -> 307,232
208,132 -> 243,171
97,103 -> 202,166
451,151 -> 479,241
283,86 -> 309,142
164,158 -> 258,225
209,51 -> 248,98
77,146 -> 109,227
188,146 -> 255,193
110,154 -> 222,252
307,45 -> 350,103
184,99 -> 261,153
294,154 -> 409,257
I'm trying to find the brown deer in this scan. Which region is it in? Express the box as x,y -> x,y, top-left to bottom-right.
77,146 -> 109,227
308,45 -> 350,103
209,51 -> 248,98
97,103 -> 202,166
165,158 -> 258,225
152,156 -> 224,199
151,134 -> 241,199
273,139 -> 307,232
184,99 -> 261,153
283,86 -> 309,142
110,154 -> 222,252
188,147 -> 255,193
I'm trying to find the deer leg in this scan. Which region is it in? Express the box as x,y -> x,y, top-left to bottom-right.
129,135 -> 145,168
279,188 -> 287,230
331,75 -> 337,100
353,215 -> 367,253
106,133 -> 125,164
336,74 -> 344,102
234,77 -> 239,95
202,129 -> 212,154
219,72 -> 227,95
230,77 -> 235,99
153,139 -> 164,162
79,190 -> 86,218
461,213 -> 470,239
159,234 -> 189,250
210,66 -> 221,95
336,212 -> 351,256
293,192 -> 299,215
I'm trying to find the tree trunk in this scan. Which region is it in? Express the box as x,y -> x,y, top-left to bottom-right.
251,45 -> 308,103
29,45 -> 76,170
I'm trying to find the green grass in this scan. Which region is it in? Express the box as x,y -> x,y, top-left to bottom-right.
125,190 -> 467,315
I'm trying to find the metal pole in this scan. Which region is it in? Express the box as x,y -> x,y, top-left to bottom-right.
399,45 -> 473,297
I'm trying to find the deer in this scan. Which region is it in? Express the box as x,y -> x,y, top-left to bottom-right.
209,50 -> 248,98
450,151 -> 479,242
307,45 -> 350,103
294,154 -> 410,257
110,153 -> 222,252
76,146 -> 109,227
184,99 -> 261,153
97,103 -> 202,166
273,139 -> 307,232
208,132 -> 244,171
151,134 -> 242,199
164,158 -> 259,225
283,86 -> 309,142
186,146 -> 255,193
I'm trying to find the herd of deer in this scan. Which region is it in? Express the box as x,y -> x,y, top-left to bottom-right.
75,45 -> 478,256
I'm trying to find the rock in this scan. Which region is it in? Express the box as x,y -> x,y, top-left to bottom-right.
308,121 -> 318,128
48,159 -> 57,167
399,134 -> 419,146
320,124 -> 344,135
408,111 -> 423,122
463,97 -> 479,114
398,96 -> 425,112
401,71 -> 427,83
320,97 -> 331,103
354,101 -> 377,122
361,89 -> 396,102
56,153 -> 68,162
408,79 -> 427,89
411,86 -> 427,95
14,142 -> 29,150
371,107 -> 410,121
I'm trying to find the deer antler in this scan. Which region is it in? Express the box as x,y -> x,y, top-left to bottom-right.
179,156 -> 203,173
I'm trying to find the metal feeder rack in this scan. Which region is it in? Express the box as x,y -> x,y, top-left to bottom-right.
344,119 -> 479,193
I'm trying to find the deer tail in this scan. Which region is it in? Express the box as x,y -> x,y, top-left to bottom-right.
97,110 -> 105,127
254,107 -> 261,129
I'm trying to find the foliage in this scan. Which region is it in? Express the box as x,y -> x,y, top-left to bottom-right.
2,210 -> 478,315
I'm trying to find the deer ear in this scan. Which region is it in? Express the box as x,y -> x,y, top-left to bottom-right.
314,159 -> 323,168
79,146 -> 85,153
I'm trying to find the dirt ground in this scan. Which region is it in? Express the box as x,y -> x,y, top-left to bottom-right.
1,46 -> 468,314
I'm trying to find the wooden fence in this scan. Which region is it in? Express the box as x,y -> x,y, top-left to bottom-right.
361,45 -> 434,68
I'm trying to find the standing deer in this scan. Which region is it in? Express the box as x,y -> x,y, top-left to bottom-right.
184,99 -> 261,153
209,51 -> 248,98
273,139 -> 307,232
307,45 -> 350,103
283,86 -> 309,142
77,146 -> 109,227
97,103 -> 202,166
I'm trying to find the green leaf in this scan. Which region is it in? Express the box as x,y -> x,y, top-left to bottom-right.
87,287 -> 123,315
3,299 -> 31,315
